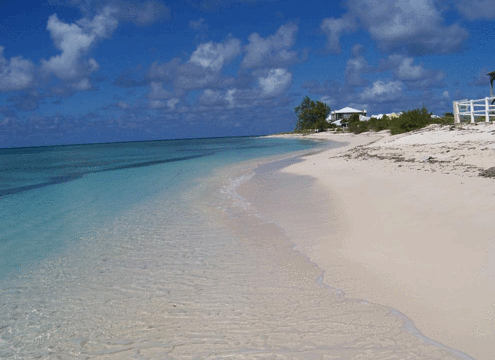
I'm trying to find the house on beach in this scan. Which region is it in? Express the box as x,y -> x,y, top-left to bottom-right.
327,107 -> 367,126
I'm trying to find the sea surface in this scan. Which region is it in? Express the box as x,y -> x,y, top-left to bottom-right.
0,137 -> 472,359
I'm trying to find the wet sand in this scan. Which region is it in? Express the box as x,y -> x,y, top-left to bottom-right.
248,125 -> 495,359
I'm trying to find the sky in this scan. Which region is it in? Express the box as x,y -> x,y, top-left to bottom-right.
1,0 -> 494,147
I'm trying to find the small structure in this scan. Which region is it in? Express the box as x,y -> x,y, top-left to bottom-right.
327,107 -> 367,126
452,71 -> 495,123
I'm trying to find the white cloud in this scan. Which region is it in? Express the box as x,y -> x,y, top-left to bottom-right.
225,89 -> 236,108
0,46 -> 36,92
241,23 -> 299,69
320,15 -> 357,54
443,91 -> 450,98
321,0 -> 468,55
189,38 -> 241,72
383,54 -> 446,88
360,80 -> 403,102
199,88 -> 237,108
167,98 -> 180,110
394,56 -> 428,81
41,6 -> 118,80
258,68 -> 292,97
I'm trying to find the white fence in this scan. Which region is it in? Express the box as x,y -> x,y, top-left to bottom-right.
453,97 -> 495,123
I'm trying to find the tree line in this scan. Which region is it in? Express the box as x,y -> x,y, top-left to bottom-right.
294,96 -> 454,135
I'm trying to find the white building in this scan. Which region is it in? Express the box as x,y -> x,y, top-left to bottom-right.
327,107 -> 367,126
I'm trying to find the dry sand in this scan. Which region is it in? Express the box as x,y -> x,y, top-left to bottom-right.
261,124 -> 495,359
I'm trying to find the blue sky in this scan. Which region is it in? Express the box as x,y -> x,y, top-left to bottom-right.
1,0 -> 494,147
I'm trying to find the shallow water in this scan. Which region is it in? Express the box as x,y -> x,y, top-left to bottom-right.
0,137 -> 473,359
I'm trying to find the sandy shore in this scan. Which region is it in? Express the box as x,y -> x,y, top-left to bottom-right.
260,124 -> 495,359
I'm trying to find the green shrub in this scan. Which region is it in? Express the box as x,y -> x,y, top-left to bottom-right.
389,107 -> 432,135
431,115 -> 454,125
347,113 -> 370,134
368,115 -> 390,132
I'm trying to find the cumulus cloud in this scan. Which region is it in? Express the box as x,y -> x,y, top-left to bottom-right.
175,63 -> 235,92
145,32 -> 295,112
199,88 -> 237,108
0,47 -> 36,92
166,98 -> 180,110
241,23 -> 299,69
320,15 -> 357,54
381,54 -> 446,88
258,68 -> 292,98
146,39 -> 240,96
360,80 -> 403,102
321,0 -> 468,55
189,38 -> 241,72
41,6 -> 118,82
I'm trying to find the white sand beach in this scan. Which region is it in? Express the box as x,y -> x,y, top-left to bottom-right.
257,124 -> 495,359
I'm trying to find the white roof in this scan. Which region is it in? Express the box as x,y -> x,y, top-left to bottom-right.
332,107 -> 365,114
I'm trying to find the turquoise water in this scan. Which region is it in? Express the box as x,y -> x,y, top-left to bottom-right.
0,137 -> 322,281
0,136 -> 472,359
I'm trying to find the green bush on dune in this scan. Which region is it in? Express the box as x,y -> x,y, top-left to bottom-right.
389,107 -> 432,135
368,114 -> 391,132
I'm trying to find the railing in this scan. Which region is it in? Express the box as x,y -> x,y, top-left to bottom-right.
453,97 -> 495,123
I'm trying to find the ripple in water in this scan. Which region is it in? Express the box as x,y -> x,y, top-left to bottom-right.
0,154 -> 471,359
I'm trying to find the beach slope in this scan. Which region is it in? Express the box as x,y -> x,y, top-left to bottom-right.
263,125 -> 495,359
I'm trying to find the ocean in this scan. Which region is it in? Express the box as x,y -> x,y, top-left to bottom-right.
0,137 -> 471,359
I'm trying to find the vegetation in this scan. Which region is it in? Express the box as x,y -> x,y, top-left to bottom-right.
347,113 -> 368,134
294,96 -> 332,131
343,106 -> 455,135
388,107 -> 432,135
291,97 -> 455,137
431,113 -> 455,125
